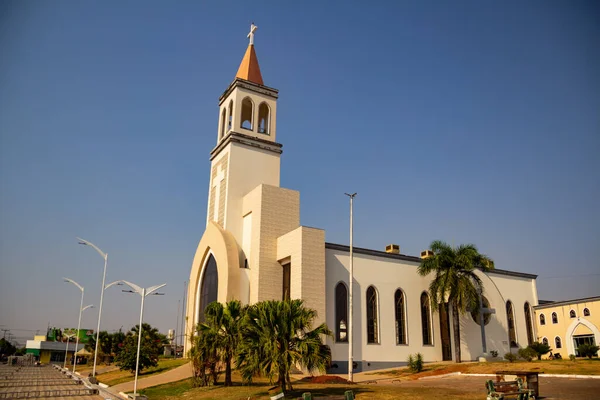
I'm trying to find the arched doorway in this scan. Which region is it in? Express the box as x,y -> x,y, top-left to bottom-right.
198,254 -> 218,322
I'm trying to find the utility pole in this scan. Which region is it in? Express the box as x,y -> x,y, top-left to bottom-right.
344,192 -> 356,382
175,300 -> 180,358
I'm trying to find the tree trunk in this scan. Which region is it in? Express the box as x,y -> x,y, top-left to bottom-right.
225,355 -> 232,386
452,301 -> 462,363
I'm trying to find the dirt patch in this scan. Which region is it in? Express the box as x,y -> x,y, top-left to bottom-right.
300,375 -> 356,384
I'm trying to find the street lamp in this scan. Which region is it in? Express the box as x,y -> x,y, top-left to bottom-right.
120,280 -> 166,398
344,192 -> 356,382
63,278 -> 94,373
77,237 -> 108,377
63,333 -> 76,369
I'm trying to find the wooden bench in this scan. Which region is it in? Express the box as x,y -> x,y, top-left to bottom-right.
486,379 -> 535,400
297,390 -> 355,400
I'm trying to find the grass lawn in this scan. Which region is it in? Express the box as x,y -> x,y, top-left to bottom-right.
371,358 -> 600,380
96,358 -> 189,386
140,377 -> 482,400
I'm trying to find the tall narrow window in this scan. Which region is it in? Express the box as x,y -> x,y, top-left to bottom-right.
421,292 -> 432,345
220,109 -> 226,139
335,283 -> 348,342
257,102 -> 270,134
227,100 -> 233,131
240,97 -> 253,130
570,310 -> 576,318
282,263 -> 290,301
366,286 -> 379,344
542,337 -> 548,346
584,308 -> 590,316
540,314 -> 546,325
199,254 -> 218,323
395,289 -> 407,345
506,301 -> 517,347
555,336 -> 562,349
552,312 -> 558,324
524,302 -> 534,345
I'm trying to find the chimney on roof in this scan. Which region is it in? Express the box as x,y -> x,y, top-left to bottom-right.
385,244 -> 400,254
420,250 -> 434,259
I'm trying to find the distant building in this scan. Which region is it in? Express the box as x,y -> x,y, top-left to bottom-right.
25,328 -> 92,365
534,296 -> 599,357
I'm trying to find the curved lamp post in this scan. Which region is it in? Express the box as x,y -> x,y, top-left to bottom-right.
63,278 -> 94,373
120,280 -> 166,398
76,237 -> 108,377
63,333 -> 76,369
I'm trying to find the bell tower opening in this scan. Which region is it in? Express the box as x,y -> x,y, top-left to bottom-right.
240,97 -> 254,131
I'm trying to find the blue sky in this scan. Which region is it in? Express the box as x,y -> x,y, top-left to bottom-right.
1,1 -> 599,343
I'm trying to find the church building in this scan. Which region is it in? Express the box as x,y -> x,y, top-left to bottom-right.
185,25 -> 539,372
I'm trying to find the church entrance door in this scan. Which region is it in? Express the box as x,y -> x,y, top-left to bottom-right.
198,254 -> 218,323
439,302 -> 452,361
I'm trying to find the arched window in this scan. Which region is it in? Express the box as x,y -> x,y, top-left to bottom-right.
506,301 -> 517,347
198,254 -> 218,323
584,308 -> 590,317
366,286 -> 379,344
227,100 -> 233,131
555,336 -> 562,349
539,314 -> 546,325
421,292 -> 433,345
570,310 -> 576,318
257,102 -> 270,134
524,302 -> 534,345
220,109 -> 226,139
240,97 -> 253,130
552,312 -> 558,324
542,337 -> 548,346
335,283 -> 348,342
394,289 -> 407,345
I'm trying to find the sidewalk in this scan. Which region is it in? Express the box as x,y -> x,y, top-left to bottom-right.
110,362 -> 194,394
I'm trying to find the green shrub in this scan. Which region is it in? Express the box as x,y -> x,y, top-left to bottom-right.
490,350 -> 498,358
569,354 -> 576,361
577,344 -> 600,359
528,342 -> 552,360
518,347 -> 537,362
504,352 -> 518,363
407,353 -> 424,373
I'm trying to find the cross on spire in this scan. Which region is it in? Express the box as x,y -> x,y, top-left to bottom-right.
247,23 -> 257,46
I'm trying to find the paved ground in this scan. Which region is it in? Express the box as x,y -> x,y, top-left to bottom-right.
0,365 -> 103,400
110,362 -> 194,394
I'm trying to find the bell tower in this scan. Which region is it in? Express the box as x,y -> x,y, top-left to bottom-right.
207,23 -> 282,246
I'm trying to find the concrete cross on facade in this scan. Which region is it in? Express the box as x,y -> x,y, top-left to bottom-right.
478,288 -> 496,355
247,23 -> 257,45
212,164 -> 225,223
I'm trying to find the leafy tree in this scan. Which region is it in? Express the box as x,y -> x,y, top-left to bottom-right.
528,342 -> 552,360
111,330 -> 126,356
0,338 -> 17,357
236,299 -> 332,394
199,300 -> 245,386
577,344 -> 599,359
114,323 -> 166,373
418,241 -> 494,363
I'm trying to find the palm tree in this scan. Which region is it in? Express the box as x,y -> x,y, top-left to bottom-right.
417,240 -> 494,363
189,324 -> 220,387
236,299 -> 332,394
200,300 -> 245,386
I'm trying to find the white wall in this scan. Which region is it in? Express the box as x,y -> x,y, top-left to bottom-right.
325,248 -> 538,369
325,249 -> 442,369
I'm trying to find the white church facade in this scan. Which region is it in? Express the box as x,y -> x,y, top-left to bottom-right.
185,26 -> 539,372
